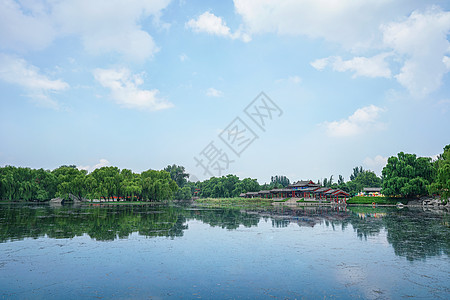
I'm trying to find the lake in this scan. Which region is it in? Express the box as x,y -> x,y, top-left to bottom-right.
0,203 -> 448,299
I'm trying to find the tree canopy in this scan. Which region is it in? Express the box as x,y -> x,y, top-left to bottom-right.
270,175 -> 290,187
0,166 -> 178,202
427,145 -> 450,200
194,175 -> 260,198
1,144 -> 448,202
382,152 -> 435,198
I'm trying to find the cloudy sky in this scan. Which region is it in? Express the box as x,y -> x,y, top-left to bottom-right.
1,0 -> 450,184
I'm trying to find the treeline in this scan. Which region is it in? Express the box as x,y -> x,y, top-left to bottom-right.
0,164 -> 263,202
380,145 -> 448,199
318,167 -> 382,196
0,165 -> 179,202
192,174 -> 294,198
193,175 -> 260,198
319,144 -> 449,199
1,144 -> 448,202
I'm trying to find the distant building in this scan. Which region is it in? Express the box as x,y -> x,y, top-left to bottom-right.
239,179 -> 350,202
288,180 -> 320,190
358,187 -> 383,197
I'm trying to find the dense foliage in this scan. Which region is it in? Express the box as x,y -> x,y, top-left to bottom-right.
194,175 -> 260,198
0,165 -> 262,202
382,152 -> 436,198
346,170 -> 382,195
428,145 -> 450,200
1,144 -> 448,201
319,144 -> 449,200
270,175 -> 290,187
0,165 -> 178,202
320,167 -> 382,196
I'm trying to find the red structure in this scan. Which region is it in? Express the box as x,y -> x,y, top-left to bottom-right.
239,179 -> 350,202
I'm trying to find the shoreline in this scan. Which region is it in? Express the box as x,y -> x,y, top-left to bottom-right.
1,198 -> 448,210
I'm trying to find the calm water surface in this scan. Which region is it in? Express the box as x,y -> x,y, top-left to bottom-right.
0,203 -> 448,299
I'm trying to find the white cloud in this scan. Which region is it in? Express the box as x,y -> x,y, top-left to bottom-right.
93,158 -> 110,170
179,53 -> 188,62
234,0 -> 416,49
186,11 -> 251,42
187,12 -> 230,36
323,105 -> 385,137
363,155 -> 388,175
309,6 -> 450,98
78,158 -> 110,173
429,153 -> 440,161
0,53 -> 69,108
443,56 -> 450,69
310,58 -> 328,71
434,99 -> 450,113
93,67 -> 173,111
206,87 -> 223,97
0,0 -> 56,51
381,7 -> 450,97
289,76 -> 302,84
52,0 -> 170,61
237,1 -> 450,98
311,53 -> 392,78
0,0 -> 170,61
275,75 -> 302,84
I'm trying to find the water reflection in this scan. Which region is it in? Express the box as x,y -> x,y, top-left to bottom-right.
0,203 -> 448,261
0,204 -> 187,242
384,210 -> 450,261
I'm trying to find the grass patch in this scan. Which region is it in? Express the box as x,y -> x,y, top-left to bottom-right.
347,196 -> 408,205
296,198 -> 331,203
273,197 -> 291,202
87,201 -> 163,205
194,197 -> 273,207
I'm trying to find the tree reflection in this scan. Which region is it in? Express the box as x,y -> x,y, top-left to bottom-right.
0,204 -> 188,242
0,204 -> 448,261
384,209 -> 450,261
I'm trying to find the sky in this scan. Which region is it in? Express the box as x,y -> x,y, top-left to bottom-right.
1,0 -> 450,184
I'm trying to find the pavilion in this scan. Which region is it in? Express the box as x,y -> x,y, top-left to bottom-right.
241,180 -> 350,202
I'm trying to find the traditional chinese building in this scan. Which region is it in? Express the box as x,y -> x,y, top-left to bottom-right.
288,180 -> 320,190
240,179 -> 349,202
359,187 -> 383,197
270,188 -> 293,199
258,190 -> 271,198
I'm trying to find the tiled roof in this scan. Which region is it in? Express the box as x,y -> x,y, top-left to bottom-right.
289,180 -> 315,187
363,187 -> 382,192
270,188 -> 293,193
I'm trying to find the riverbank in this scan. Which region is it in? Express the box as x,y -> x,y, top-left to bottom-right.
194,197 -> 273,208
193,196 -> 450,210
346,196 -> 407,205
87,201 -> 166,205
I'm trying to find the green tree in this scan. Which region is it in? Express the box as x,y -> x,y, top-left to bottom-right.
164,164 -> 189,188
271,175 -> 290,187
350,166 -> 364,181
141,170 -> 178,201
382,152 -> 435,198
339,170 -> 381,195
428,144 -> 450,202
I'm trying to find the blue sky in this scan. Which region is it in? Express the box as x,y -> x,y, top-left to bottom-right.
1,0 -> 450,184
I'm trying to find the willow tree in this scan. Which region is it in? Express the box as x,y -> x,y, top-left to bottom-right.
382,152 -> 435,198
428,145 -> 450,202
